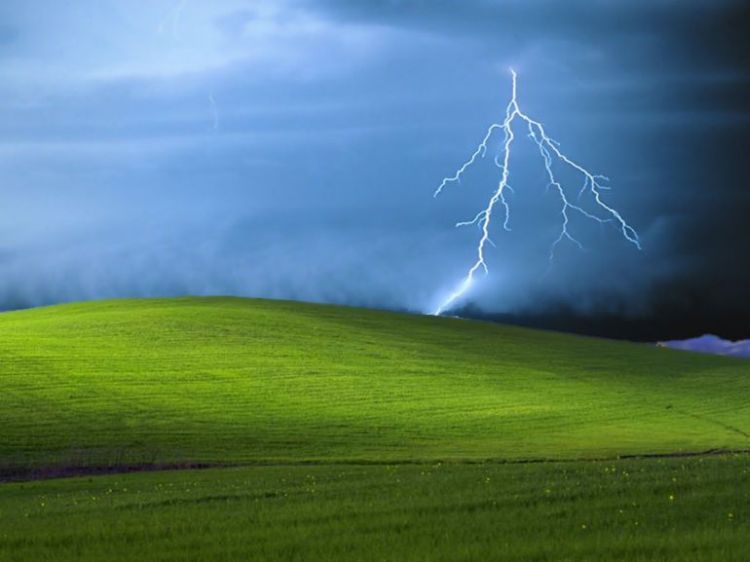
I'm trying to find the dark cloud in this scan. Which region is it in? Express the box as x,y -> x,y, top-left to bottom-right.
0,0 -> 747,340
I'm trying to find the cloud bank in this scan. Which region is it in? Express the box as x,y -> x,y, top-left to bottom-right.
0,0 -> 748,339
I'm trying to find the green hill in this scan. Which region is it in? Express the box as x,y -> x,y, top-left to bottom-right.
1,297 -> 748,474
2,297 -> 750,561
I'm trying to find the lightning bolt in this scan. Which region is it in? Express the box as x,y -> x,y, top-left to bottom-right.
432,69 -> 641,316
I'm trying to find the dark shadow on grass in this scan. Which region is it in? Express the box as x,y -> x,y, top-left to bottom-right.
3,448 -> 750,484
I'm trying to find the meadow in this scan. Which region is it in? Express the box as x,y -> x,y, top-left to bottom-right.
2,456 -> 748,561
0,297 -> 749,560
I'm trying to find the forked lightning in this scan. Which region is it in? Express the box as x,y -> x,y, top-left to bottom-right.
433,70 -> 640,316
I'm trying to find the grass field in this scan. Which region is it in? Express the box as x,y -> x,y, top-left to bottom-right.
2,456 -> 749,561
1,297 -> 749,560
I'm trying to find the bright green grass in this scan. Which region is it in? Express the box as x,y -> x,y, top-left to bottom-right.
2,455 -> 749,561
1,297 -> 749,473
2,297 -> 750,560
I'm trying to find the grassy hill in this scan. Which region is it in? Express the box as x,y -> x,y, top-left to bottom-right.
1,297 -> 749,561
1,297 -> 748,474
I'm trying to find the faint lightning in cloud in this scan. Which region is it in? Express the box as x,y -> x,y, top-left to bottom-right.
158,0 -> 188,39
432,69 -> 641,316
208,91 -> 219,131
172,0 -> 187,39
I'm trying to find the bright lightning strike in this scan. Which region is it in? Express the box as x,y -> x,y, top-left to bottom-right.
432,69 -> 641,316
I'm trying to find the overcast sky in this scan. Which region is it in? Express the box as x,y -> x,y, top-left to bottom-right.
0,0 -> 748,339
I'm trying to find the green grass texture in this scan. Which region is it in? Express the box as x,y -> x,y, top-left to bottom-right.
2,456 -> 749,561
1,296 -> 748,474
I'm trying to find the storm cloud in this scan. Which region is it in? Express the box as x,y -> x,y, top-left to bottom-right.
0,0 -> 748,339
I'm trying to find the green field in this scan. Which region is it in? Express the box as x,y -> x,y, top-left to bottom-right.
2,456 -> 749,561
1,297 -> 749,560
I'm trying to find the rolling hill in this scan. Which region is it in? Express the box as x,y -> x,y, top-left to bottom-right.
2,297 -> 750,561
1,297 -> 748,476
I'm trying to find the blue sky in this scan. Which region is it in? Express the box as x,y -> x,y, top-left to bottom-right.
0,0 -> 748,335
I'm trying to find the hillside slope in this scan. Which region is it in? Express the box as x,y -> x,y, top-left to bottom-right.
1,297 -> 748,473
